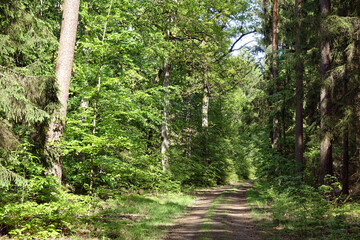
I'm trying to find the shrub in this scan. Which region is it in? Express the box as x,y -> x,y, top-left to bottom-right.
0,189 -> 91,239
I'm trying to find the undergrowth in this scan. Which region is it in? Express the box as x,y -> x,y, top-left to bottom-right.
246,181 -> 360,240
0,184 -> 194,239
86,193 -> 195,240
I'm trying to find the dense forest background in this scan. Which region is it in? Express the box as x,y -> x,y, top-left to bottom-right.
0,0 -> 360,239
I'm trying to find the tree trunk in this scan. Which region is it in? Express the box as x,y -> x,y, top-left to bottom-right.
295,0 -> 304,172
320,0 -> 333,182
272,0 -> 278,79
89,0 -> 113,197
202,80 -> 210,161
161,59 -> 170,172
263,0 -> 273,145
45,0 -> 80,183
263,0 -> 271,45
186,95 -> 193,159
342,129 -> 349,194
271,0 -> 279,148
202,81 -> 209,128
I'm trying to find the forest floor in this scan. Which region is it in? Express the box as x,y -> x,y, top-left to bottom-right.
164,182 -> 260,240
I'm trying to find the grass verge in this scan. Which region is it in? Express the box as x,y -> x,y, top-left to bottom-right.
246,183 -> 360,240
73,193 -> 195,240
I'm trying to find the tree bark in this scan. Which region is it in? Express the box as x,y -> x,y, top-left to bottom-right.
263,0 -> 273,145
271,0 -> 279,148
202,81 -> 209,128
202,80 -> 210,161
45,0 -> 80,183
186,96 -> 193,159
342,128 -> 349,194
295,0 -> 304,172
263,0 -> 271,45
320,0 -> 333,182
161,59 -> 170,172
272,0 -> 278,79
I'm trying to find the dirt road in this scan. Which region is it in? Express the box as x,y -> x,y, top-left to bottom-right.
165,182 -> 259,240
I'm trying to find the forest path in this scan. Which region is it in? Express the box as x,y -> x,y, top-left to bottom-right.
165,182 -> 259,240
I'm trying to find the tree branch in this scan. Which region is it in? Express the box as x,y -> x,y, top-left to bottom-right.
216,30 -> 257,62
228,30 -> 257,53
232,40 -> 256,51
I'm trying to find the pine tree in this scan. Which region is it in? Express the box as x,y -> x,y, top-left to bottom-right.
45,0 -> 80,183
319,0 -> 333,182
0,1 -> 60,186
295,0 -> 304,172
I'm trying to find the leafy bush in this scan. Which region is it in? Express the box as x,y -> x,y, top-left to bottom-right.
0,186 -> 91,239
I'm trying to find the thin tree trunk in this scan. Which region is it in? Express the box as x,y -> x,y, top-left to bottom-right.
202,81 -> 209,128
320,0 -> 333,182
88,1 -> 114,216
263,0 -> 274,145
161,59 -> 170,172
202,80 -> 210,161
263,0 -> 271,44
89,67 -> 102,197
272,0 -> 278,79
272,0 -> 279,148
186,95 -> 193,159
342,128 -> 349,194
340,5 -> 350,193
160,0 -> 177,171
295,0 -> 304,172
45,0 -> 80,183
89,0 -> 113,198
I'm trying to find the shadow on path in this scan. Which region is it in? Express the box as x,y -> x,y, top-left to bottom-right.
165,182 -> 259,240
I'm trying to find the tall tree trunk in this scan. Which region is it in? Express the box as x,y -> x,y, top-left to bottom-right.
89,0 -> 113,198
45,0 -> 80,183
87,1 -> 114,217
271,0 -> 279,148
186,95 -> 193,159
272,0 -> 278,79
352,28 -> 360,184
263,0 -> 273,145
340,4 -> 350,193
160,0 -> 177,172
342,128 -> 349,194
295,0 -> 304,172
202,80 -> 210,161
202,81 -> 209,128
161,59 -> 170,172
263,0 -> 271,45
320,0 -> 333,182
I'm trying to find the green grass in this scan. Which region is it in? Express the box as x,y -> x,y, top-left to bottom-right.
200,194 -> 224,233
72,193 -> 195,240
246,185 -> 360,240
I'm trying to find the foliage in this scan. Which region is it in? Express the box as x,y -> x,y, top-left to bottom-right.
247,181 -> 360,239
2,0 -> 360,238
0,176 -> 91,239
87,193 -> 195,240
0,0 -> 60,186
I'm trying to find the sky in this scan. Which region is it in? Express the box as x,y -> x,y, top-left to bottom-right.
232,31 -> 265,62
